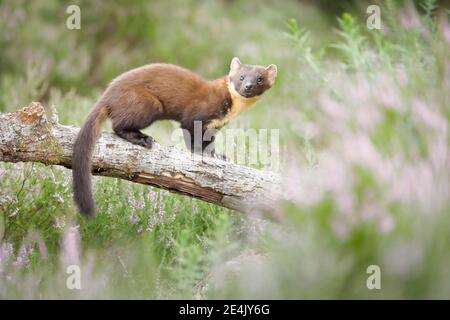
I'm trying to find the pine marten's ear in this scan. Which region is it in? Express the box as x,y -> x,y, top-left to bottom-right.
265,64 -> 277,86
229,57 -> 242,77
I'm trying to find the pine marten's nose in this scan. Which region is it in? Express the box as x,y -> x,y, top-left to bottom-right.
244,83 -> 253,91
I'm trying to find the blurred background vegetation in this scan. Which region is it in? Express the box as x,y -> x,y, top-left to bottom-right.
0,0 -> 449,299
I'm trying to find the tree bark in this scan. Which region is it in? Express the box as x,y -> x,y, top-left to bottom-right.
0,102 -> 282,212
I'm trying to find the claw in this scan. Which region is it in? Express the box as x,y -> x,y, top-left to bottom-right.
138,136 -> 154,149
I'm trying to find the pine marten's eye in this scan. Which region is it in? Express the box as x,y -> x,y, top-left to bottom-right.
257,76 -> 263,83
239,75 -> 245,81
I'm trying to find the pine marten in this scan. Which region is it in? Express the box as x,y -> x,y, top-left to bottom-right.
72,57 -> 277,218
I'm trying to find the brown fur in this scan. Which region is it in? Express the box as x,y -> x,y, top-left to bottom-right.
72,58 -> 277,218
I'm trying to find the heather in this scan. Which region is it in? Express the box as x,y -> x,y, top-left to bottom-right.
1,0 -> 450,298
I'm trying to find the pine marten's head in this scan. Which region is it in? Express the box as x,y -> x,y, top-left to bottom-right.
228,57 -> 277,98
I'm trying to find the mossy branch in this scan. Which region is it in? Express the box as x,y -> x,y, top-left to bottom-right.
0,102 -> 282,213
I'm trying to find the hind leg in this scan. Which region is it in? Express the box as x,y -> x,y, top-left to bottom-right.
114,129 -> 155,148
111,93 -> 163,149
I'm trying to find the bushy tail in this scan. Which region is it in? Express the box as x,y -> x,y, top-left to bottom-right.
72,102 -> 108,218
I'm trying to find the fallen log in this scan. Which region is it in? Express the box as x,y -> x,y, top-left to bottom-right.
0,102 -> 282,212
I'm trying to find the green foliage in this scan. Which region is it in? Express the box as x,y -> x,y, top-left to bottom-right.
1,0 -> 450,299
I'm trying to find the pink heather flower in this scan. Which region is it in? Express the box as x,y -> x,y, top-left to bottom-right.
340,133 -> 388,180
283,162 -> 322,207
158,197 -> 166,221
354,105 -> 382,133
127,191 -> 137,214
393,162 -> 436,214
169,201 -> 180,223
13,243 -> 33,268
319,95 -> 349,124
146,216 -> 156,232
0,242 -> 14,272
36,236 -> 49,260
350,77 -> 372,103
129,212 -> 139,225
360,204 -> 379,221
137,192 -> 145,210
331,219 -> 350,240
378,215 -> 395,234
412,99 -> 448,134
375,76 -> 402,109
429,139 -> 449,169
320,152 -> 351,191
399,5 -> 422,31
146,190 -> 157,209
61,226 -> 81,266
439,15 -> 450,44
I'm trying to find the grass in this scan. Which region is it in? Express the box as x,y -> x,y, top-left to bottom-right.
1,0 -> 450,299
